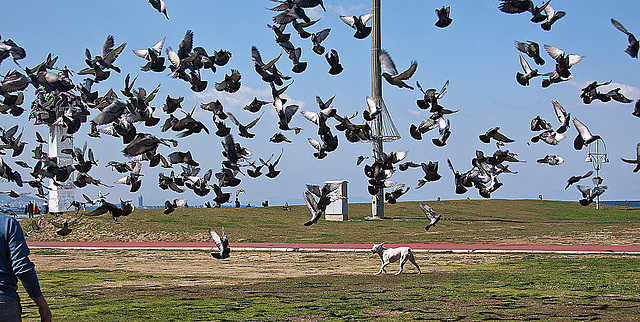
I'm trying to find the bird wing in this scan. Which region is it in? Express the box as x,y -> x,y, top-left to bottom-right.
339,15 -> 356,29
306,184 -> 322,197
551,100 -> 567,123
152,37 -> 165,54
226,112 -> 242,127
360,13 -> 373,25
519,53 -> 532,73
166,47 -> 180,68
493,130 -> 514,143
396,61 -> 418,81
366,96 -> 378,114
301,111 -> 319,125
611,18 -> 630,35
313,28 -> 331,44
178,30 -> 194,60
103,42 -> 126,64
567,54 -> 583,67
101,35 -> 115,58
572,118 -> 593,141
575,185 -> 591,198
378,50 -> 399,75
544,44 -> 565,60
245,112 -> 264,129
419,203 -> 436,220
303,191 -> 320,225
209,228 -> 224,252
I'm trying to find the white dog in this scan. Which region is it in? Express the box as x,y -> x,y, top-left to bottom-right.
371,243 -> 421,275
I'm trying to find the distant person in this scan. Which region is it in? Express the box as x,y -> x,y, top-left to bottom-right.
33,205 -> 40,215
0,210 -> 52,321
539,194 -> 543,200
283,202 -> 291,211
42,203 -> 48,215
262,200 -> 269,207
246,203 -> 251,207
235,198 -> 240,208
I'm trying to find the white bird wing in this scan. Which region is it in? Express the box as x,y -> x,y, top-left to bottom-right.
519,53 -> 532,73
209,228 -> 224,252
572,118 -> 593,141
543,4 -> 555,20
419,203 -> 436,220
378,50 -> 399,75
307,138 -> 322,151
339,15 -> 356,29
360,13 -> 373,25
301,111 -> 319,125
152,37 -> 166,54
133,48 -> 150,60
366,96 -> 378,114
544,44 -> 565,60
567,54 -> 583,67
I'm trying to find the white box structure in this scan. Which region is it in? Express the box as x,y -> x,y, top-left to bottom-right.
324,180 -> 348,221
48,125 -> 75,213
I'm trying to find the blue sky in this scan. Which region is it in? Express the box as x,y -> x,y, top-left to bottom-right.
2,0 -> 640,207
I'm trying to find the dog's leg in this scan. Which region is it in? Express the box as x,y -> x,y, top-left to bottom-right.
376,262 -> 389,275
395,257 -> 407,275
408,253 -> 421,274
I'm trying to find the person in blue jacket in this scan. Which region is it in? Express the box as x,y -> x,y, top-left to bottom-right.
0,212 -> 52,321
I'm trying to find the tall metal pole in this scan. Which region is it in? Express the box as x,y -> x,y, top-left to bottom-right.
371,0 -> 384,219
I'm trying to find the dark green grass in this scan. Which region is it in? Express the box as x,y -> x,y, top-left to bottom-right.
23,199 -> 640,244
18,254 -> 640,321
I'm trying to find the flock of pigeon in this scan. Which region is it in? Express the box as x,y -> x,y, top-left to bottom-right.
1,0 -> 639,259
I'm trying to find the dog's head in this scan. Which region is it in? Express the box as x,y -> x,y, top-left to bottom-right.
371,243 -> 385,254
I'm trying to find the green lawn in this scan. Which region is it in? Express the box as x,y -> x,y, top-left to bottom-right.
23,199 -> 640,245
16,199 -> 640,321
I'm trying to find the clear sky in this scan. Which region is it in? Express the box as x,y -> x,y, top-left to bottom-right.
1,0 -> 639,207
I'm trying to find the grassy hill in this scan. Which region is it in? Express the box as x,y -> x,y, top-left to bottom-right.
22,199 -> 640,244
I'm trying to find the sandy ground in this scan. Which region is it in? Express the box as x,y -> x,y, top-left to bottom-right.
30,249 -> 509,287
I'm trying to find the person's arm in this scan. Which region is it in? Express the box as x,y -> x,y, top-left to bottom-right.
33,295 -> 52,322
7,217 -> 51,321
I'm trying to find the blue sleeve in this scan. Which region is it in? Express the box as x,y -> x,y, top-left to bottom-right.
8,218 -> 42,299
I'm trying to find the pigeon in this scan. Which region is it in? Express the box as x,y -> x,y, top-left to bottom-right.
227,112 -> 263,139
340,14 -> 373,39
133,38 -> 166,72
363,96 -> 381,121
565,170 -> 594,189
537,154 -> 564,166
611,18 -> 639,58
164,95 -> 183,114
544,44 -> 583,79
435,6 -> 452,28
634,100 -> 640,118
267,23 -> 290,43
244,97 -> 271,113
515,40 -> 545,65
572,118 -> 600,150
576,185 -> 607,206
420,204 -> 442,231
262,149 -> 284,178
379,50 -> 417,90
530,129 -> 565,145
540,4 -> 565,31
516,53 -> 539,86
447,159 -> 467,195
415,80 -> 450,111
114,162 -> 143,192
416,161 -> 442,189
85,199 -> 134,223
269,132 -> 291,143
209,227 -> 230,259
215,69 -> 241,93
0,37 -> 26,67
479,127 -> 514,144
432,118 -> 451,147
552,100 -> 570,133
356,155 -> 369,166
385,183 -> 409,204
311,28 -> 330,55
306,182 -> 342,212
292,19 -> 320,39
498,0 -> 550,23
212,184 -> 231,204
149,0 -> 169,19
325,49 -> 343,75
274,97 -> 300,132
47,213 -> 83,236
621,143 -> 640,173
409,117 -> 439,140
86,35 -> 126,74
530,115 -> 551,131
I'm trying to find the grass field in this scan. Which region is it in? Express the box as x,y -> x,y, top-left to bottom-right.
16,199 -> 640,321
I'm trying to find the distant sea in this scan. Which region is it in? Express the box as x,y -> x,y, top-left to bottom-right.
599,201 -> 640,207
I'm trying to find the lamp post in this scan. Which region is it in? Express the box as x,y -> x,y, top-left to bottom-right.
371,0 -> 384,219
585,138 -> 608,209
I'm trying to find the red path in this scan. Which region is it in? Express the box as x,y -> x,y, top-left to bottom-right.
27,242 -> 640,254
